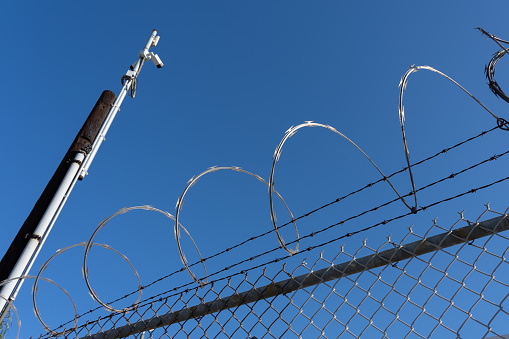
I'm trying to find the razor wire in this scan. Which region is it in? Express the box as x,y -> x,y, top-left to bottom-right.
42,169 -> 509,338
50,204 -> 509,338
83,206 -> 207,308
41,119 -> 502,338
36,122 -> 507,337
6,27 -> 509,338
34,85 -> 509,337
398,64 -> 508,211
478,27 -> 509,108
154,154 -> 509,302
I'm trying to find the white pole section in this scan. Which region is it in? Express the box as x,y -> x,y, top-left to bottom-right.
0,29 -> 163,321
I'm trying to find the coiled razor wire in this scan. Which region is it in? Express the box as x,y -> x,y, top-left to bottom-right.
84,205 -> 206,311
398,64 -> 505,210
59,148 -> 509,336
175,117 -> 432,284
477,27 -> 509,108
46,176 -> 509,339
36,88 -> 506,338
35,242 -> 140,333
174,166 -> 298,284
76,67 -> 507,321
269,121 -> 415,222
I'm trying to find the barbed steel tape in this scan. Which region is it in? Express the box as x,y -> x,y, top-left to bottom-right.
486,49 -> 509,104
174,166 -> 298,283
398,65 -> 501,210
34,243 -> 136,334
1,275 -> 71,338
83,205 -> 205,312
269,121 -> 414,241
477,28 -> 509,104
0,295 -> 20,339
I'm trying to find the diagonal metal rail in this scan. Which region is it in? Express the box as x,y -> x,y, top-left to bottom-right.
81,213 -> 509,339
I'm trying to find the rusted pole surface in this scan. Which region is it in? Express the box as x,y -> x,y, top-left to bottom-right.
0,90 -> 116,284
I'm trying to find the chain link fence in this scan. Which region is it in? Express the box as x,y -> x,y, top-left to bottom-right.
39,204 -> 509,339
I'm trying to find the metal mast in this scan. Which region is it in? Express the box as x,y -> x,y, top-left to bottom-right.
0,29 -> 164,321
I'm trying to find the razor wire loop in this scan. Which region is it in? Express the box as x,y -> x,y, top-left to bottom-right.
398,65 -> 504,211
174,166 -> 298,283
269,121 -> 415,225
83,205 -> 206,312
34,243 -> 138,335
477,27 -> 509,106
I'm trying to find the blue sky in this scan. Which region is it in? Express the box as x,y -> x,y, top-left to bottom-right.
1,1 -> 509,338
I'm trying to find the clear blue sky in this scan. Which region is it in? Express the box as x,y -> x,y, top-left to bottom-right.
1,1 -> 509,337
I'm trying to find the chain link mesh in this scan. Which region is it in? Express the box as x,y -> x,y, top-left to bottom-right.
39,204 -> 509,339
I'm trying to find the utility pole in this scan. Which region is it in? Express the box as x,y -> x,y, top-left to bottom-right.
0,29 -> 164,322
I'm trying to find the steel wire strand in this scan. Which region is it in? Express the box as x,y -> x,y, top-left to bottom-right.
42,126 -> 501,335
121,138 -> 503,313
398,64 -> 503,212
59,175 -> 509,339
